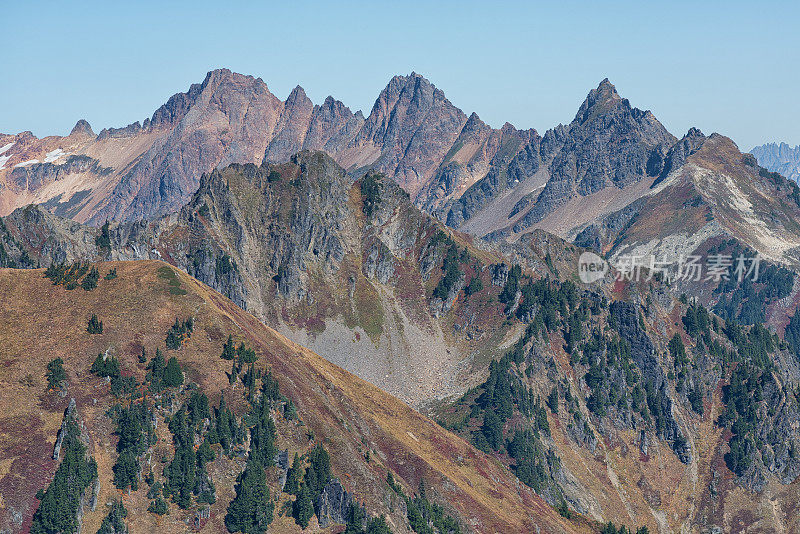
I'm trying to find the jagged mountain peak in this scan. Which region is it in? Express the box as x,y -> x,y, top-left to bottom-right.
286,84 -> 310,103
573,78 -> 621,120
595,77 -> 619,96
201,67 -> 258,87
315,95 -> 359,122
0,69 -> 508,223
368,71 -> 461,118
388,70 -> 430,86
69,119 -> 94,138
706,131 -> 739,151
501,121 -> 521,134
377,72 -> 421,100
321,94 -> 341,108
148,68 -> 276,129
684,126 -> 705,139
571,78 -> 669,136
461,111 -> 488,131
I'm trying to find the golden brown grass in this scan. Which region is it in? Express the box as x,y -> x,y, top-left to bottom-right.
0,261 -> 590,533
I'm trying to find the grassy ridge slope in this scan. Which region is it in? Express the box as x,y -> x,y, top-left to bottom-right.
0,261 -> 590,533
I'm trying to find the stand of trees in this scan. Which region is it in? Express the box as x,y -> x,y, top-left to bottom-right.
111,400 -> 154,492
387,474 -> 460,534
44,262 -> 88,289
91,353 -> 135,396
785,311 -> 800,360
433,238 -> 465,301
464,274 -> 483,297
30,418 -> 97,534
147,496 -> 168,515
165,317 -> 194,349
600,524 -> 649,534
145,349 -> 184,391
225,345 -> 292,533
44,262 -> 105,291
95,221 -> 112,250
344,502 -> 392,534
360,173 -> 382,216
91,353 -> 120,378
81,266 -> 100,291
711,240 -> 794,325
207,395 -> 243,455
96,500 -> 127,534
284,444 -> 331,529
225,458 -> 273,532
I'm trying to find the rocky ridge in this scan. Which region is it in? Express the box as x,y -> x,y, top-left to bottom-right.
752,141 -> 800,183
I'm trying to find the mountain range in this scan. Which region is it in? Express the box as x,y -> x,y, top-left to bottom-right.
5,70 -> 800,533
4,70 -> 800,269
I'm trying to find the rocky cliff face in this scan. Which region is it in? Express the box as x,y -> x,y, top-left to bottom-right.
576,132 -> 800,270
513,79 -> 675,227
439,79 -> 677,239
94,69 -> 285,223
752,141 -> 800,183
0,69 -> 283,223
0,152 -> 530,406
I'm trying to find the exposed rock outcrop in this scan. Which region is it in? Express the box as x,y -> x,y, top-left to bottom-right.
53,398 -> 77,460
314,478 -> 353,528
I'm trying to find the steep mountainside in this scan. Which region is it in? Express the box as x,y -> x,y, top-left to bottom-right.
443,79 -> 676,239
752,142 -> 800,183
574,132 -> 800,269
0,261 -> 588,534
1,70 -> 285,223
7,256 -> 800,532
1,151 -> 584,408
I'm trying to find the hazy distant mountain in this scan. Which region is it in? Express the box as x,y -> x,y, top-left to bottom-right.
751,142 -> 800,183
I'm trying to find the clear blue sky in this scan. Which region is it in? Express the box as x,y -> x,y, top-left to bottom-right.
3,1 -> 798,150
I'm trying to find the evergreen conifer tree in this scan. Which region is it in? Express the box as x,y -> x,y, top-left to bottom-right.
162,357 -> 184,388
293,481 -> 314,529
46,358 -> 67,390
225,459 -> 274,533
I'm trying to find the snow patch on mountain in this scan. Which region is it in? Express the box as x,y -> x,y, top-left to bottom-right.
14,160 -> 39,168
44,148 -> 67,163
